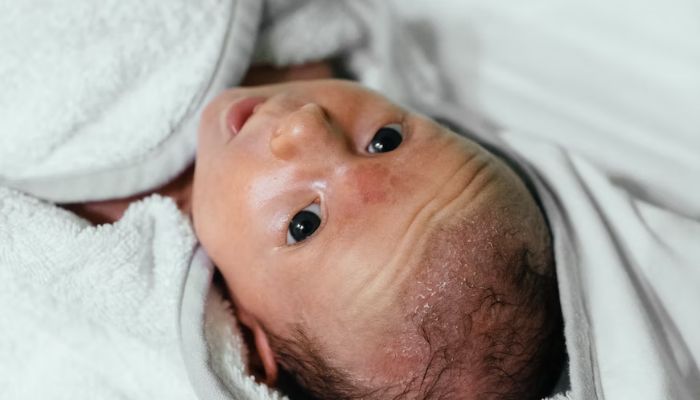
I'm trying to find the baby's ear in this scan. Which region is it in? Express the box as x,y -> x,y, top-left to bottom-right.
236,307 -> 279,386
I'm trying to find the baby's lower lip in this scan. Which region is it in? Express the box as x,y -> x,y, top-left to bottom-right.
225,96 -> 266,138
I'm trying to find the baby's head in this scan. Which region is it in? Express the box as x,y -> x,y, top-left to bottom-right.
192,80 -> 564,399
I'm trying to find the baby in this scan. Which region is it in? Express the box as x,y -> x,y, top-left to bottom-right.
192,79 -> 565,399
68,76 -> 564,399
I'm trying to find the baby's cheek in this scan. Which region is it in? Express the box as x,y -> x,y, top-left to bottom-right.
192,178 -> 237,262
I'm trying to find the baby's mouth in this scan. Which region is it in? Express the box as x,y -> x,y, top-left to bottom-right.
225,96 -> 266,138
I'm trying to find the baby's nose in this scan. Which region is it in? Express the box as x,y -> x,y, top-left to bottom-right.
269,102 -> 342,161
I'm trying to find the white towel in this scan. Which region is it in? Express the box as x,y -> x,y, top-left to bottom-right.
0,188 -> 201,399
0,0 -> 262,202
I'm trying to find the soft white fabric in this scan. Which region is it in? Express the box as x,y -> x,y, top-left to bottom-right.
395,1 -> 700,398
0,0 -> 262,202
252,0 -> 446,107
0,188 -> 200,399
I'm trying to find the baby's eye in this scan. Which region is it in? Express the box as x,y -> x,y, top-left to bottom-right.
367,124 -> 403,154
287,203 -> 322,245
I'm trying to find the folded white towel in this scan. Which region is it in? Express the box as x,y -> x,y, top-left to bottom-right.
0,188 -> 200,399
0,0 -> 261,202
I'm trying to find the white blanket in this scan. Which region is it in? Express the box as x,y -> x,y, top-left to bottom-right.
0,0 -> 261,202
0,189 -> 199,399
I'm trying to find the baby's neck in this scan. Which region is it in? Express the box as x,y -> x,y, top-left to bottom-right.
62,163 -> 195,225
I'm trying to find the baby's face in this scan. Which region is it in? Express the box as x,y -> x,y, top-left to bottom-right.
193,80 -> 497,382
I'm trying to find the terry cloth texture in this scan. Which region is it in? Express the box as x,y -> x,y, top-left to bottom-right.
0,188 -> 200,399
0,0 -> 262,202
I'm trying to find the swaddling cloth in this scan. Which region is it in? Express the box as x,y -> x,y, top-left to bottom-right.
0,0 -> 261,202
